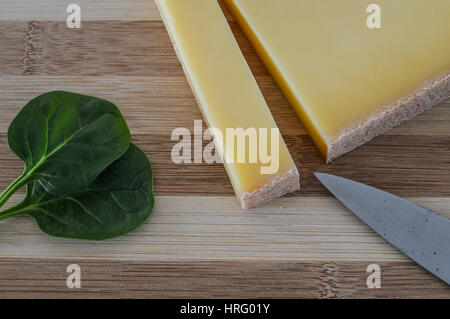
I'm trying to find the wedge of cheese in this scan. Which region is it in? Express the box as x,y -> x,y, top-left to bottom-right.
155,0 -> 300,208
224,0 -> 450,161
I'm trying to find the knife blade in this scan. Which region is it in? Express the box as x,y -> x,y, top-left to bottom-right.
314,172 -> 450,285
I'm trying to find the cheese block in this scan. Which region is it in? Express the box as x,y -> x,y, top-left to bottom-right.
224,0 -> 450,161
155,0 -> 300,208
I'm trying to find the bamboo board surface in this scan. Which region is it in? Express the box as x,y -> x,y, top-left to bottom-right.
0,0 -> 449,298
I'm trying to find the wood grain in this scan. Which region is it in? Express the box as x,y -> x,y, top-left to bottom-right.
0,196 -> 449,262
0,259 -> 448,298
0,1 -> 160,21
0,0 -> 449,298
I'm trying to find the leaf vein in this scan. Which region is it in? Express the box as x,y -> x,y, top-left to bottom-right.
67,197 -> 104,225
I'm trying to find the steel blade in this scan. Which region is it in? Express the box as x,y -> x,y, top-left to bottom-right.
314,172 -> 450,285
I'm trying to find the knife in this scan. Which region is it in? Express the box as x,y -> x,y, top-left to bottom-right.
314,172 -> 450,285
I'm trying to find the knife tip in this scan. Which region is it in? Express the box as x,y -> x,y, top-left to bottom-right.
313,172 -> 328,181
314,172 -> 340,188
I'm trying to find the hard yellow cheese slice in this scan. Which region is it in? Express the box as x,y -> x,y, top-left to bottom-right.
155,0 -> 300,208
224,0 -> 450,161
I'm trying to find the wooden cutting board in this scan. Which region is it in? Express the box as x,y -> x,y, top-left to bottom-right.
0,0 -> 449,298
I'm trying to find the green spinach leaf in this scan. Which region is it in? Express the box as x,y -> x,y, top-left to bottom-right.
0,144 -> 154,240
0,91 -> 131,207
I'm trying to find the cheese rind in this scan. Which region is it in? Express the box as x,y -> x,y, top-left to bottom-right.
224,0 -> 450,161
155,0 -> 300,208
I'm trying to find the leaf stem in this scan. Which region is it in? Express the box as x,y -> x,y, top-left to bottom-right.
0,172 -> 30,209
0,200 -> 28,221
